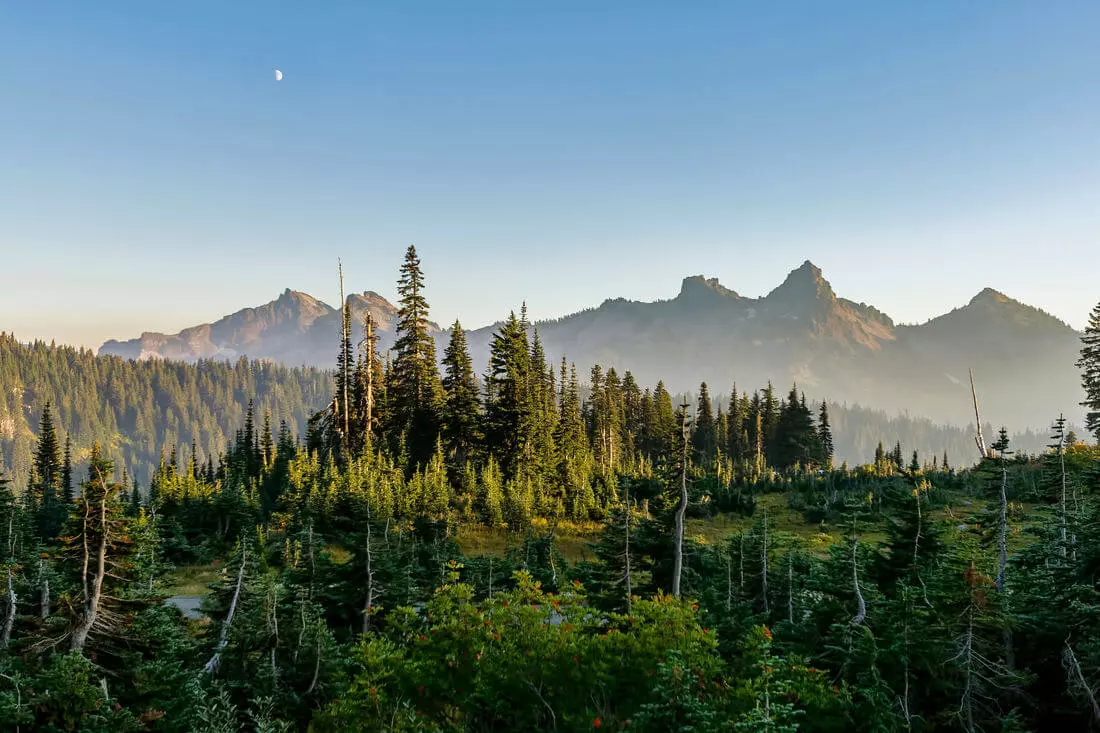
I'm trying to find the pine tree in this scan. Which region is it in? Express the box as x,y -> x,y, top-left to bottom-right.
389,245 -> 444,468
691,382 -> 717,463
260,410 -> 274,469
61,433 -> 74,505
33,401 -> 63,541
1077,300 -> 1100,442
817,401 -> 833,468
483,312 -> 531,479
726,384 -> 745,462
772,386 -> 817,471
441,320 -> 481,465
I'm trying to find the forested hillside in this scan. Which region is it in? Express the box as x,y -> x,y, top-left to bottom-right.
0,246 -> 1098,730
0,333 -> 330,487
0,333 -> 1057,494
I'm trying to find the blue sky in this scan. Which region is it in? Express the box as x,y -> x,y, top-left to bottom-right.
3,1 -> 1099,348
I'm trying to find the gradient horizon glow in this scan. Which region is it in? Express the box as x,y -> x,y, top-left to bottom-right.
3,1 -> 1099,348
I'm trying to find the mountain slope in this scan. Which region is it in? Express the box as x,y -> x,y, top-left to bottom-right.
98,263 -> 1084,429
101,289 -> 441,367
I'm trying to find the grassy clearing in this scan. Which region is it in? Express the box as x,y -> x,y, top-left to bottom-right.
455,518 -> 604,564
164,562 -> 222,596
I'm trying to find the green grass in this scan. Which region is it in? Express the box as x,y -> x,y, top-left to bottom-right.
455,518 -> 604,564
164,562 -> 222,596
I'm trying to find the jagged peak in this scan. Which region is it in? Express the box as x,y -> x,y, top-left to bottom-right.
678,275 -> 738,299
765,260 -> 835,304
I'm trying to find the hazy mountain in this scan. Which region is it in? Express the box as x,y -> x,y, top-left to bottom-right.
100,289 -> 442,366
100,262 -> 1084,429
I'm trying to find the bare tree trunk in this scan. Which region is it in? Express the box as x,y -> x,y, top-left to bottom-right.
671,408 -> 689,598
306,634 -> 323,694
268,583 -> 280,682
38,559 -> 49,619
996,462 -> 1008,592
851,538 -> 866,626
362,517 -> 377,635
725,546 -> 733,612
761,514 -> 770,614
787,553 -> 794,624
307,522 -> 316,596
969,369 -> 987,460
2,569 -> 15,647
1064,641 -> 1100,723
203,548 -> 247,674
739,531 -> 745,595
1057,416 -> 1068,557
365,313 -> 375,443
913,488 -> 923,567
70,484 -> 108,653
959,609 -> 976,733
339,260 -> 349,442
622,484 -> 632,611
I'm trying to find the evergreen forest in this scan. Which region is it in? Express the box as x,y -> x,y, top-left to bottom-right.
1,246 -> 1099,731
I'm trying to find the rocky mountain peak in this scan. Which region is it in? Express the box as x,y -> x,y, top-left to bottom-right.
677,275 -> 738,300
765,260 -> 836,310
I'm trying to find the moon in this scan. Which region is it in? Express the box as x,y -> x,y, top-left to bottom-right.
274,69 -> 283,81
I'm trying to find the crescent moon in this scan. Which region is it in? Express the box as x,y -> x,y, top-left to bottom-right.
274,69 -> 283,81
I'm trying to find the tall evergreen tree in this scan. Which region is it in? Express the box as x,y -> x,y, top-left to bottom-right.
817,401 -> 834,468
1077,300 -> 1100,442
692,383 -> 717,463
726,384 -> 745,463
389,245 -> 444,467
441,320 -> 481,464
772,386 -> 817,471
33,401 -> 63,540
483,312 -> 531,479
61,433 -> 74,505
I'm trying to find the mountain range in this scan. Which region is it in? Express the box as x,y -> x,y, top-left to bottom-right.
99,261 -> 1084,430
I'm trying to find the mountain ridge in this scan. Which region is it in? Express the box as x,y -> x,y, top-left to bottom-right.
98,261 -> 1083,428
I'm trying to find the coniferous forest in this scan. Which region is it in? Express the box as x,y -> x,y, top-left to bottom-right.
1,246 -> 1099,731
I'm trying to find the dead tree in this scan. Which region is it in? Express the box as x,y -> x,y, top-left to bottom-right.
38,559 -> 49,619
1064,641 -> 1100,723
969,369 -> 989,460
1054,414 -> 1069,557
1,568 -> 15,647
204,547 -> 248,674
622,482 -> 633,611
671,403 -> 690,598
70,464 -> 113,653
338,260 -> 350,442
760,513 -> 770,614
851,538 -> 866,626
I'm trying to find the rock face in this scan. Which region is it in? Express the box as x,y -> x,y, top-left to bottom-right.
100,289 -> 441,367
100,262 -> 1084,428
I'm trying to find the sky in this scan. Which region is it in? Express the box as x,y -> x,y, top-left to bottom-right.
2,1 -> 1100,349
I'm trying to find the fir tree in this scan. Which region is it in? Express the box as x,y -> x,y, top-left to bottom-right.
388,245 -> 444,468
817,401 -> 833,468
61,433 -> 74,505
33,401 -> 63,540
441,320 -> 481,465
483,312 -> 532,479
1077,300 -> 1100,442
772,386 -> 817,471
692,382 -> 717,463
